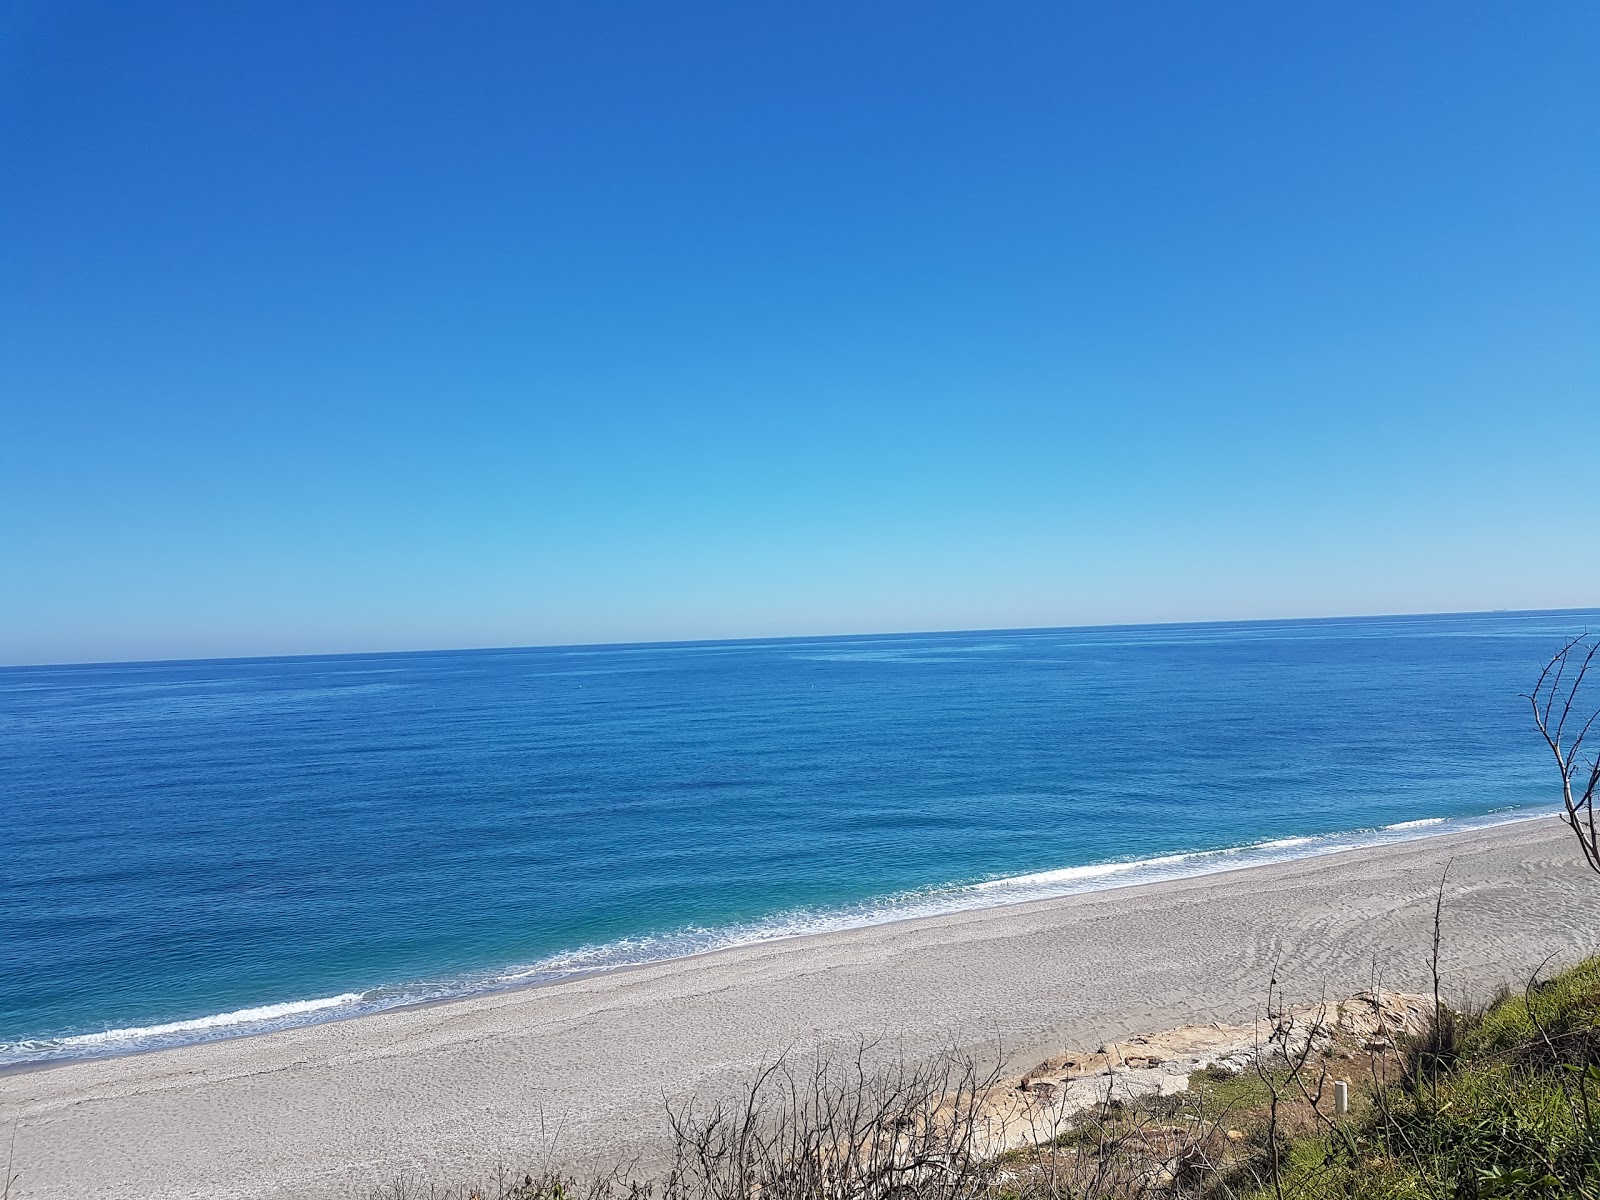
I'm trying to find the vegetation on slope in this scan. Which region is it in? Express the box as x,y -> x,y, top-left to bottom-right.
1001,956 -> 1600,1198
1253,955 -> 1600,1199
375,957 -> 1600,1200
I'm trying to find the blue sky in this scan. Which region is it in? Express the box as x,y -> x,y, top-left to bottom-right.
2,2 -> 1597,665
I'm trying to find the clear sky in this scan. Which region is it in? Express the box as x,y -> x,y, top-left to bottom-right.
2,2 -> 1596,666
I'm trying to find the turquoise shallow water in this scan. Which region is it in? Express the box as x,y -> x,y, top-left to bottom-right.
0,610 -> 1588,1064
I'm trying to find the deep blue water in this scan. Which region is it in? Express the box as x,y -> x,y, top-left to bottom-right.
1,610 -> 1590,1064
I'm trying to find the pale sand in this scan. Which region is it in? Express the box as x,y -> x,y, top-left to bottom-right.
4,817 -> 1597,1200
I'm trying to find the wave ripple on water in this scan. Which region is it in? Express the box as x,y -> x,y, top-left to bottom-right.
2,610 -> 1587,1066
0,807 -> 1554,1066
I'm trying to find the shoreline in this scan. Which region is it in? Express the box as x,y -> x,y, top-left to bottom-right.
0,803 -> 1562,1074
4,816 -> 1597,1200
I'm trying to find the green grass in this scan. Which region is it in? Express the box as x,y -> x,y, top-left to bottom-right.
1185,1064 -> 1275,1116
372,956 -> 1600,1200
1467,957 -> 1600,1060
1199,956 -> 1600,1200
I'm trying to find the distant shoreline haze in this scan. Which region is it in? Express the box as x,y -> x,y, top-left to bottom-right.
3,605 -> 1595,671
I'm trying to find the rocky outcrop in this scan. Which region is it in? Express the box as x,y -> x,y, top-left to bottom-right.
980,990 -> 1433,1153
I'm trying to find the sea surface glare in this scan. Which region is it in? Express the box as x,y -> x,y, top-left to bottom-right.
0,611 -> 1589,1064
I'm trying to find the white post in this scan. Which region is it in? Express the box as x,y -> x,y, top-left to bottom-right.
1333,1079 -> 1349,1115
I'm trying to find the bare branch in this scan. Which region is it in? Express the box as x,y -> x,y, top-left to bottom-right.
1529,633 -> 1600,876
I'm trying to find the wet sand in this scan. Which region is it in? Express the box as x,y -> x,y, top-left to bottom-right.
3,816 -> 1596,1199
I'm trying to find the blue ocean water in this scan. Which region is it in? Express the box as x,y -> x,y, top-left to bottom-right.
1,610 -> 1590,1065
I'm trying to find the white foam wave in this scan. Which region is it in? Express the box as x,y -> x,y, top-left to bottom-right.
492,815 -> 1559,990
58,993 -> 363,1047
0,994 -> 363,1062
973,861 -> 1138,889
3,806 -> 1560,1068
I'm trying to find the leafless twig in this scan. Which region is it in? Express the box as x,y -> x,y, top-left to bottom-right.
1526,634 -> 1600,875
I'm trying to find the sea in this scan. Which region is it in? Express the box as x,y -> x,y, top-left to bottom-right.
1,609 -> 1592,1067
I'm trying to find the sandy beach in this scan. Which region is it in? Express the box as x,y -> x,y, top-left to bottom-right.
4,816 -> 1597,1200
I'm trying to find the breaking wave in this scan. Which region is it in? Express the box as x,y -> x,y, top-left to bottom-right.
0,805 -> 1556,1068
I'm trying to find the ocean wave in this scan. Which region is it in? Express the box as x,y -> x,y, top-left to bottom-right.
1,805 -> 1559,1068
58,994 -> 361,1046
0,993 -> 363,1062
971,861 -> 1142,889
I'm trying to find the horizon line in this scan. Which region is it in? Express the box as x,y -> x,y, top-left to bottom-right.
6,604 -> 1596,673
